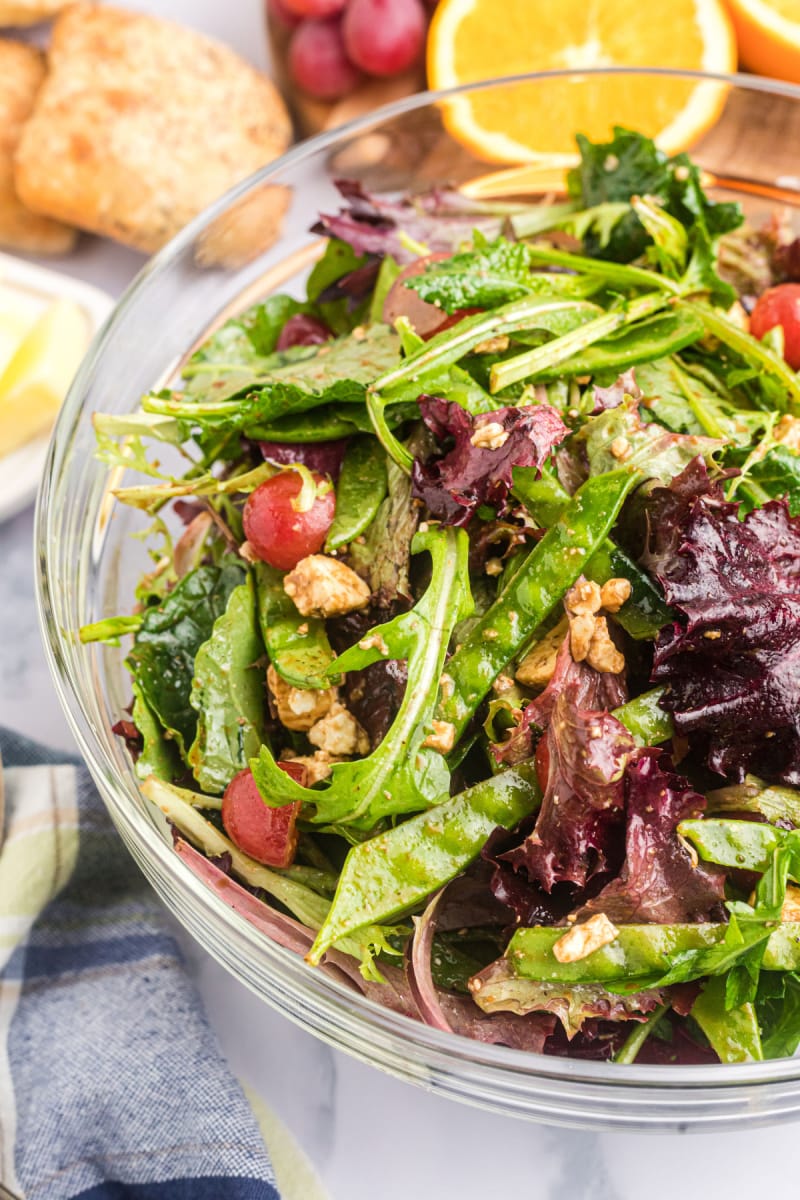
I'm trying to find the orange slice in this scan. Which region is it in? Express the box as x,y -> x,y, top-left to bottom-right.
427,0 -> 737,164
725,0 -> 800,84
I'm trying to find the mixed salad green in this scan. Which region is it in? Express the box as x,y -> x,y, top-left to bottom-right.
85,127 -> 800,1065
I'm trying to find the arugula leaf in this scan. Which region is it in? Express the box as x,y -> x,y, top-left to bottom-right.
126,560 -> 246,759
80,614 -> 143,646
112,460 -> 276,516
568,127 -> 742,265
188,575 -> 268,795
144,324 -> 401,434
531,310 -> 704,381
568,127 -> 675,261
251,527 -> 473,832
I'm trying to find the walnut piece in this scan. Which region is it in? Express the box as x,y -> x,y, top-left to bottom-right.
516,616 -> 569,688
783,884 -> 800,922
566,579 -> 602,616
585,616 -> 625,674
552,913 -> 619,963
283,554 -> 370,618
470,420 -> 509,450
308,701 -> 369,757
599,577 -> 632,613
422,719 -> 456,753
267,665 -> 333,732
569,612 -> 596,662
775,413 -> 800,453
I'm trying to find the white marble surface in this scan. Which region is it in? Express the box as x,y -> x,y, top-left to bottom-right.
5,1 -> 800,1195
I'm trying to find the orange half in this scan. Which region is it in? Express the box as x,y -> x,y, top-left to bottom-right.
428,0 -> 737,164
726,0 -> 800,84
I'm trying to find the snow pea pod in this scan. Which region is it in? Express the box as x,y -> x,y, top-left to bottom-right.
325,436 -> 387,550
507,923 -> 800,985
253,561 -> 338,690
679,819 -> 800,876
513,467 -> 672,640
691,975 -> 763,1063
438,469 -> 640,738
612,688 -> 673,747
307,761 -> 540,964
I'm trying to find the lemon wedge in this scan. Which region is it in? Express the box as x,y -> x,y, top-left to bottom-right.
0,298 -> 89,457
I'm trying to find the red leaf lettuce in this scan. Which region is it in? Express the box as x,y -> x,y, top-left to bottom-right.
411,397 -> 568,526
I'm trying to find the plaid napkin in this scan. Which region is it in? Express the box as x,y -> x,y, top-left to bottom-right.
0,728 -> 324,1200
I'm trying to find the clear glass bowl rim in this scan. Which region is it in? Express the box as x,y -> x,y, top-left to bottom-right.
35,67 -> 800,1110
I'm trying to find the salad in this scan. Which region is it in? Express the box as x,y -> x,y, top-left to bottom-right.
85,126 -> 800,1066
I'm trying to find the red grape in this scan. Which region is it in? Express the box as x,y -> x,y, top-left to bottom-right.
275,313 -> 332,349
243,469 -> 336,570
282,0 -> 346,14
267,0 -> 302,29
343,0 -> 426,77
750,283 -> 800,369
288,17 -> 362,100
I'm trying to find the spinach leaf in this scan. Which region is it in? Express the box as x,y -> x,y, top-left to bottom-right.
126,560 -> 246,758
251,527 -> 474,832
188,575 -> 268,794
131,678 -> 181,782
306,237 -> 371,335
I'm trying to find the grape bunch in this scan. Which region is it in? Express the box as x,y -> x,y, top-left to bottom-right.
269,0 -> 437,102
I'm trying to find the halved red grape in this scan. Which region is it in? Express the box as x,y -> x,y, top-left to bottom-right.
243,469 -> 335,570
288,17 -> 362,100
222,765 -> 304,867
750,283 -> 800,370
342,0 -> 426,76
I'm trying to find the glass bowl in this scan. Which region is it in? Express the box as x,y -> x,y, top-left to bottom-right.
36,69 -> 800,1131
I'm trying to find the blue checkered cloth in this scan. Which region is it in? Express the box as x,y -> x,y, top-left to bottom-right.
0,729 -> 282,1199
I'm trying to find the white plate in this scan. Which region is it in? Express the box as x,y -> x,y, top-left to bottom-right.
0,252 -> 114,523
